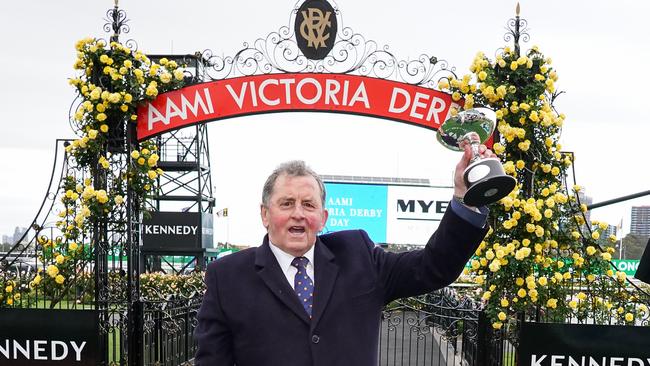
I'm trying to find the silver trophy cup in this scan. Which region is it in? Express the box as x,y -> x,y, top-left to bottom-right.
437,109 -> 516,206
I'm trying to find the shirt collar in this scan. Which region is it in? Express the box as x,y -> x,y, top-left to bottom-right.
268,239 -> 315,272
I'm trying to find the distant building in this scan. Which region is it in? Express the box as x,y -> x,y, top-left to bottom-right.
603,224 -> 617,239
578,191 -> 593,225
630,206 -> 650,236
12,227 -> 27,244
1,235 -> 11,244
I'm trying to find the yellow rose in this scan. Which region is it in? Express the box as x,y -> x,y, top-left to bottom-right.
138,157 -> 146,166
493,143 -> 505,155
69,242 -> 78,251
546,298 -> 557,309
174,69 -> 185,81
55,275 -> 65,285
160,72 -> 172,84
498,312 -> 507,321
516,160 -> 525,170
146,85 -> 158,97
489,259 -> 501,272
482,291 -> 491,301
516,277 -> 525,286
510,61 -> 518,71
96,113 -> 107,122
46,265 -> 59,278
517,288 -> 527,298
500,298 -> 509,307
492,322 -> 503,330
131,150 -> 140,159
100,124 -> 109,133
55,254 -> 65,264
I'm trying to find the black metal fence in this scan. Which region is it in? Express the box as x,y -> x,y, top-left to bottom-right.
379,287 -> 492,366
142,299 -> 200,366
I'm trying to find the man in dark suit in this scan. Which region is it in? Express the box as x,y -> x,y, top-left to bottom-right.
194,138 -> 492,365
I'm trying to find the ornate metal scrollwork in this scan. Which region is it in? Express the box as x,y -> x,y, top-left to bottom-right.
104,3 -> 129,43
503,4 -> 529,56
199,0 -> 456,87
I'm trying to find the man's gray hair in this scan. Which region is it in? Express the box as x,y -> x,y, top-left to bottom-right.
262,160 -> 326,207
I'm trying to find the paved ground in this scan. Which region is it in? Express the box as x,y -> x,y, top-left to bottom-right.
379,311 -> 460,366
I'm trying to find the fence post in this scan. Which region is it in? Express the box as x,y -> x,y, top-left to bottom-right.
476,311 -> 491,365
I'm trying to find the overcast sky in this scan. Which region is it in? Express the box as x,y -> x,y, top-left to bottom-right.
1,0 -> 649,244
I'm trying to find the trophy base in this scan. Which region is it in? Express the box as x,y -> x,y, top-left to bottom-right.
463,158 -> 516,207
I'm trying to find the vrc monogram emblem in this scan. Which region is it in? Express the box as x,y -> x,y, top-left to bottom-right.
299,8 -> 332,49
295,0 -> 337,60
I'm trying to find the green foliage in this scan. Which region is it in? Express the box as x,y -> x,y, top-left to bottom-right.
439,45 -> 648,328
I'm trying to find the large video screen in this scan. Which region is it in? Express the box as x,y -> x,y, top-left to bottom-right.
324,182 -> 453,245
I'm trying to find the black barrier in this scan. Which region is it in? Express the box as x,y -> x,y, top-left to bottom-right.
519,322 -> 650,366
0,309 -> 99,366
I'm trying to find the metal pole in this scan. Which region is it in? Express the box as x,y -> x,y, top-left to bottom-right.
587,190 -> 650,210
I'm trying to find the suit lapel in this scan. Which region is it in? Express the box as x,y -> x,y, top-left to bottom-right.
255,236 -> 310,325
311,238 -> 339,329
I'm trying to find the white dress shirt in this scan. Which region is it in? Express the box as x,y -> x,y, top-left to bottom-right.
268,240 -> 315,290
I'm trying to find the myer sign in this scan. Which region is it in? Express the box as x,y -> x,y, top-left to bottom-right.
386,185 -> 453,245
520,322 -> 650,366
0,309 -> 98,365
142,211 -> 214,250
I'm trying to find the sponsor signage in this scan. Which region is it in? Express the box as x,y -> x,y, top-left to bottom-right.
324,183 -> 387,242
519,322 -> 650,366
322,183 -> 453,244
612,259 -> 640,276
142,211 -> 214,250
386,185 -> 453,244
136,73 -> 456,140
0,309 -> 99,365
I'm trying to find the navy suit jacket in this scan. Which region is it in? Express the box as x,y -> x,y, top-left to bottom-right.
194,207 -> 488,366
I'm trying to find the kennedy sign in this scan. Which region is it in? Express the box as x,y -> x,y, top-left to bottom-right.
0,309 -> 98,365
520,322 -> 650,366
136,73 -> 456,140
142,211 -> 214,250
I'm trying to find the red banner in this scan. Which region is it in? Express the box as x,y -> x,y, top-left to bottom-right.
136,73 -> 458,141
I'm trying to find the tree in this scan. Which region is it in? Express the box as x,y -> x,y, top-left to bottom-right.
619,234 -> 650,260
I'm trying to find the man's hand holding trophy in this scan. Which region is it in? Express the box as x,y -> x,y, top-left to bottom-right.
438,108 -> 516,207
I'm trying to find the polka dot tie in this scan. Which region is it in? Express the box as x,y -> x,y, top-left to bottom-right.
291,256 -> 314,317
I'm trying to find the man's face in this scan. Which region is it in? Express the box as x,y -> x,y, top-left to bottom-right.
261,174 -> 328,257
